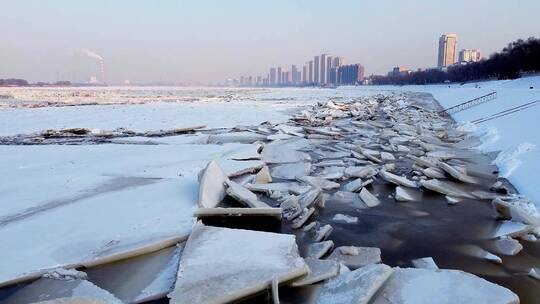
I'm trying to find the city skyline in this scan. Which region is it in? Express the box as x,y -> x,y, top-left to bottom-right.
2,1 -> 540,84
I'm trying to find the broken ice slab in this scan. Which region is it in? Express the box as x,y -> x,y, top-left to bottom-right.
247,182 -> 311,195
297,176 -> 340,190
168,223 -> 308,304
314,159 -> 345,167
194,207 -> 282,218
379,170 -> 418,188
343,178 -> 363,192
275,124 -> 305,137
492,196 -> 540,226
271,162 -> 312,180
423,167 -> 446,179
314,264 -> 393,304
328,246 -> 381,269
262,139 -> 312,164
344,166 -> 377,179
457,245 -> 503,264
359,188 -> 381,208
438,161 -> 480,184
395,186 -> 422,202
225,180 -> 270,208
332,213 -> 359,224
491,237 -> 523,256
254,165 -> 272,184
380,151 -> 395,161
314,224 -> 333,242
84,244 -> 184,303
420,179 -> 475,199
291,258 -> 340,287
329,191 -> 368,209
370,267 -> 519,304
316,166 -> 346,180
298,188 -> 324,209
198,160 -> 229,208
491,220 -> 533,239
217,159 -> 265,178
207,132 -> 267,144
306,241 -> 334,259
291,208 -> 315,229
411,257 -> 439,270
3,276 -> 122,304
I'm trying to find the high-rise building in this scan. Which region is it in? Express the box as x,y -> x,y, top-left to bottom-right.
277,66 -> 283,85
314,56 -> 320,84
338,64 -> 365,85
326,55 -> 333,84
308,61 -> 314,84
291,65 -> 299,84
302,65 -> 307,84
458,49 -> 482,63
320,54 -> 329,84
333,57 -> 345,68
269,68 -> 278,85
438,33 -> 457,68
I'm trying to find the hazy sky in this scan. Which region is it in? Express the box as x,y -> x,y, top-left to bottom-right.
2,0 -> 539,84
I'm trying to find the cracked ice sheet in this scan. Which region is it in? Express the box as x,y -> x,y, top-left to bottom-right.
0,143 -> 260,217
0,142 -> 260,286
169,223 -> 308,304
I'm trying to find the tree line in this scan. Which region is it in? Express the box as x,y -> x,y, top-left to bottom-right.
372,37 -> 540,85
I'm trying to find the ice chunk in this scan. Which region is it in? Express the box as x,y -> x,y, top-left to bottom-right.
379,170 -> 418,188
306,241 -> 334,259
344,166 -> 377,179
423,167 -> 446,179
198,160 -> 229,208
297,176 -> 340,190
491,220 -> 532,238
395,186 -> 422,202
225,180 -> 270,208
271,162 -> 312,180
254,166 -> 272,184
438,162 -> 480,184
328,246 -> 381,269
359,188 -> 381,208
411,257 -> 439,270
492,196 -> 540,226
168,223 -> 308,304
3,277 -> 122,304
247,182 -> 310,195
332,213 -> 358,224
342,178 -> 363,192
380,152 -> 395,161
85,245 -> 184,303
315,264 -> 393,304
314,224 -> 333,242
291,208 -> 315,229
420,179 -> 475,199
195,207 -> 282,218
207,132 -> 267,144
493,237 -> 523,256
292,258 -> 340,287
370,267 -> 519,304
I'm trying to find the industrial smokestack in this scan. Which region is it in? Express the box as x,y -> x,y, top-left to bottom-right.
80,48 -> 105,83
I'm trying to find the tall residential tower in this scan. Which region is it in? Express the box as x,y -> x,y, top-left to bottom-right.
437,33 -> 457,68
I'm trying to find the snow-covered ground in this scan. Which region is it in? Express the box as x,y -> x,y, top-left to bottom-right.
362,75 -> 540,208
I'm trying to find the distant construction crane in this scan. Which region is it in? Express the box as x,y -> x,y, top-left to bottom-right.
439,91 -> 498,117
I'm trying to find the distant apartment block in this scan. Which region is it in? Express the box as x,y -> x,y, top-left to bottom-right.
320,54 -> 329,84
458,49 -> 482,63
308,60 -> 314,84
314,56 -> 320,84
269,68 -> 277,85
338,64 -> 365,85
438,33 -> 457,67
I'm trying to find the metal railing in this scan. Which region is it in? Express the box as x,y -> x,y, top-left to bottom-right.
439,91 -> 498,117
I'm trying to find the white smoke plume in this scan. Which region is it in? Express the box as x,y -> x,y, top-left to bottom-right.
80,48 -> 103,61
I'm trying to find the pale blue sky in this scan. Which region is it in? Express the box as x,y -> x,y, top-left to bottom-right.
1,0 -> 539,83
